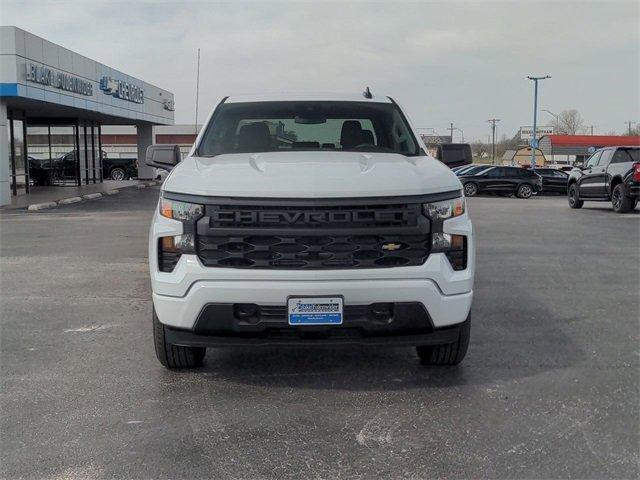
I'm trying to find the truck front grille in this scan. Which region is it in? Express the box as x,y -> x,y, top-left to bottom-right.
197,234 -> 430,269
195,201 -> 431,270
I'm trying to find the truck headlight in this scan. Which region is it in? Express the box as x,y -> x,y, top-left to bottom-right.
158,234 -> 196,273
157,196 -> 203,273
422,196 -> 465,221
431,233 -> 468,271
160,197 -> 204,221
424,196 -> 468,270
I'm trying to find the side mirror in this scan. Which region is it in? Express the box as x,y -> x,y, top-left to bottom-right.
145,144 -> 181,171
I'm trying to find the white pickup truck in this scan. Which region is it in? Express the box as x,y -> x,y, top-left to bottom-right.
146,92 -> 475,368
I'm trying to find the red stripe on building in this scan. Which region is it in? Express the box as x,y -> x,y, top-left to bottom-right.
542,135 -> 640,147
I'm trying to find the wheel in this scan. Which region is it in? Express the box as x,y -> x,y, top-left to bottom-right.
463,182 -> 478,197
516,183 -> 533,199
568,184 -> 583,209
611,183 -> 633,213
109,167 -> 127,181
153,308 -> 206,368
416,316 -> 470,366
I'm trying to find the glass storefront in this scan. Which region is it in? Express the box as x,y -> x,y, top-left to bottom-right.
7,112 -> 103,195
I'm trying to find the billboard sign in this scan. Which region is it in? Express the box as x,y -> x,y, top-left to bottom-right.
420,134 -> 452,145
519,126 -> 554,143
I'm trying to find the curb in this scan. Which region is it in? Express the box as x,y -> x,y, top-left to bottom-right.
82,193 -> 103,200
58,196 -> 82,205
22,181 -> 149,212
27,202 -> 57,211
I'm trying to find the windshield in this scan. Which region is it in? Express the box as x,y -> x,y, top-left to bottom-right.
197,101 -> 420,156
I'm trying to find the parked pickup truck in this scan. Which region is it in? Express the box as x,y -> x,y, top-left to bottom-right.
568,146 -> 640,213
102,157 -> 138,180
29,151 -> 138,184
145,92 -> 475,369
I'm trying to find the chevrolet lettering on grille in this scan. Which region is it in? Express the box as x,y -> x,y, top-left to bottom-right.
210,209 -> 415,226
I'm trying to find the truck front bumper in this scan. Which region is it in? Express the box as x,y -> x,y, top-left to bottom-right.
150,208 -> 474,336
153,277 -> 473,332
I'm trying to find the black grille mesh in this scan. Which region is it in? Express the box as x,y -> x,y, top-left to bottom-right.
197,234 -> 429,269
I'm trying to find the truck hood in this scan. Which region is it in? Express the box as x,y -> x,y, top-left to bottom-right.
163,151 -> 462,198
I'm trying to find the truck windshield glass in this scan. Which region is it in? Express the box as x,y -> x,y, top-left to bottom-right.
197,101 -> 420,156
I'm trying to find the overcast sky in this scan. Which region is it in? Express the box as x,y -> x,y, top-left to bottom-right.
1,0 -> 638,141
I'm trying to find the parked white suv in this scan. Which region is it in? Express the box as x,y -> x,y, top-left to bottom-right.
147,92 -> 475,368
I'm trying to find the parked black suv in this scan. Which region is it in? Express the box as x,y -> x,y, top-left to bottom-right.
459,166 -> 542,198
568,146 -> 640,213
534,168 -> 569,194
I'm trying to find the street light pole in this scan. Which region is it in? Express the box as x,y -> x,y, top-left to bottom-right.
487,118 -> 500,165
527,75 -> 551,169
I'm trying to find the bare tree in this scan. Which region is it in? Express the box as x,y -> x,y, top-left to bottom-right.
470,141 -> 489,159
551,109 -> 585,135
623,125 -> 640,136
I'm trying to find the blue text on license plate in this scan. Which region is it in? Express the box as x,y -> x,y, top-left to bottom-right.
287,297 -> 343,325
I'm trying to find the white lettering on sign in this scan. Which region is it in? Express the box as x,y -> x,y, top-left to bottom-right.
99,76 -> 144,104
26,63 -> 93,96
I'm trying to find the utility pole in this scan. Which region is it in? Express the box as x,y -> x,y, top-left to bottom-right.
194,48 -> 201,134
450,123 -> 454,143
588,125 -> 595,135
487,118 -> 500,165
527,75 -> 551,169
626,121 -> 636,135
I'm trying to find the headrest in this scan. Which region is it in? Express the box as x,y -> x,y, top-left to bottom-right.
360,130 -> 374,145
340,120 -> 363,148
237,122 -> 272,152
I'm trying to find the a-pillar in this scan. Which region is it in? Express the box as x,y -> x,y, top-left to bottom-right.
136,123 -> 155,180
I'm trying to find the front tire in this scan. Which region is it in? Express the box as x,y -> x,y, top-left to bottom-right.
416,316 -> 470,366
463,182 -> 478,197
611,183 -> 633,213
568,184 -> 583,209
516,183 -> 533,199
153,309 -> 206,368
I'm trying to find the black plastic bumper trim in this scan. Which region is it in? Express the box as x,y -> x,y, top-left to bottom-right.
164,324 -> 461,347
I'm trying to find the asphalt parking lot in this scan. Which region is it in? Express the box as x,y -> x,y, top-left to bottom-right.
1,187 -> 638,479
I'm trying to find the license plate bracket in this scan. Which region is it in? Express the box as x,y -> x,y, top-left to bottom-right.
287,296 -> 344,326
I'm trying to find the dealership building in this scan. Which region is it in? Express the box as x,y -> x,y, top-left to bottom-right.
0,26 -> 174,206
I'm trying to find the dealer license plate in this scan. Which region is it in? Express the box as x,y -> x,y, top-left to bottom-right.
287,296 -> 343,325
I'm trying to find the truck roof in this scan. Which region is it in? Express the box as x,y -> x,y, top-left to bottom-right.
225,93 -> 393,104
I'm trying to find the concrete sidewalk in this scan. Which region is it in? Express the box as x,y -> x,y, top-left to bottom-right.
3,180 -> 150,210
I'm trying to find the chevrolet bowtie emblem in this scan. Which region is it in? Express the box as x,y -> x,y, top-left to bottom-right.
381,243 -> 402,251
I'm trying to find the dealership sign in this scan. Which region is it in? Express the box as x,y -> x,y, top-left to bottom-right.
26,63 -> 93,96
99,76 -> 144,104
162,98 -> 175,111
519,126 -> 554,142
